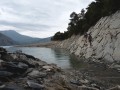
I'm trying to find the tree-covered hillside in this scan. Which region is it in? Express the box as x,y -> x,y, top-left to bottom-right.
52,0 -> 120,41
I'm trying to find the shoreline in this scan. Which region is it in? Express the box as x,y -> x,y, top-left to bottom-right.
15,41 -> 58,48
0,45 -> 120,89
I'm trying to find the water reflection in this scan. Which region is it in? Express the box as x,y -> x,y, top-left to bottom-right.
6,47 -> 81,69
52,48 -> 71,69
69,55 -> 88,69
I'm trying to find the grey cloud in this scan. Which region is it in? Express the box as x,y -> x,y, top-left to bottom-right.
0,0 -> 94,37
0,20 -> 51,31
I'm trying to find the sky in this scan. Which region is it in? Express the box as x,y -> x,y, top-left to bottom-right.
0,0 -> 94,38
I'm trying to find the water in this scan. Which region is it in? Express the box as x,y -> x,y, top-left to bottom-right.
5,47 -> 83,69
3,46 -> 120,85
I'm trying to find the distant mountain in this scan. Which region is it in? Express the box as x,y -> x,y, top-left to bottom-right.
0,33 -> 17,46
37,37 -> 51,43
0,30 -> 51,45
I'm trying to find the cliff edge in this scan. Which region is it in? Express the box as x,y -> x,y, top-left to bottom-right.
58,11 -> 120,62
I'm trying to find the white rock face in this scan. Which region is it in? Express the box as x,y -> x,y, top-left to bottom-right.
57,11 -> 120,62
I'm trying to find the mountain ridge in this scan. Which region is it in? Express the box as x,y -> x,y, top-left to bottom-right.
0,30 -> 51,45
0,32 -> 17,46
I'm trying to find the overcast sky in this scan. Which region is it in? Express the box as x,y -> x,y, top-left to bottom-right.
0,0 -> 94,38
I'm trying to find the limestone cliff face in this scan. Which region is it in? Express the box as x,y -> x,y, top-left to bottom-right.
58,11 -> 120,62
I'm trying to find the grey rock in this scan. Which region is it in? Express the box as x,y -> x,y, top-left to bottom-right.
18,62 -> 28,69
0,81 -> 6,89
1,83 -> 25,90
23,68 -> 33,75
0,47 -> 7,53
107,85 -> 120,90
27,80 -> 44,89
79,79 -> 89,84
42,65 -> 53,71
28,70 -> 47,78
109,64 -> 120,70
78,86 -> 99,90
0,85 -> 6,89
0,71 -> 13,77
70,80 -> 82,86
1,62 -> 27,74
91,83 -> 101,89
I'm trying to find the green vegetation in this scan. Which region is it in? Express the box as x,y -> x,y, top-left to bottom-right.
52,0 -> 120,41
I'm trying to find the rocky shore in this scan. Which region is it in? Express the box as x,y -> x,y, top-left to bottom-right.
54,11 -> 120,63
0,47 -> 120,90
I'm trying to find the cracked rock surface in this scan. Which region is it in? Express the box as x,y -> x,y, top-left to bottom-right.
56,11 -> 120,63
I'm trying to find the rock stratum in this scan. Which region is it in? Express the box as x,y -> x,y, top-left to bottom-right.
57,11 -> 120,62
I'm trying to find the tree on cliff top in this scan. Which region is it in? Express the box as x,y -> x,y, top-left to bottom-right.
52,0 -> 120,41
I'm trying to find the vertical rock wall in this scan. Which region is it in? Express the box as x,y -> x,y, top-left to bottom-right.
58,11 -> 120,62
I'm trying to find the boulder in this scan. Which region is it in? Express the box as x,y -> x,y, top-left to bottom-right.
1,62 -> 27,74
1,83 -> 25,90
42,65 -> 53,71
70,80 -> 82,86
28,70 -> 47,78
0,47 -> 7,54
18,62 -> 28,69
79,79 -> 89,84
0,71 -> 13,77
0,85 -> 6,89
0,59 -> 4,67
27,80 -> 44,89
109,64 -> 120,69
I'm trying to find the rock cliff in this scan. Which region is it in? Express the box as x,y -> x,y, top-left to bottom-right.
57,11 -> 120,62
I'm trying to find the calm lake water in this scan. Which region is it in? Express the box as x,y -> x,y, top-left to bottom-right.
5,46 -> 84,69
2,46 -> 120,85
